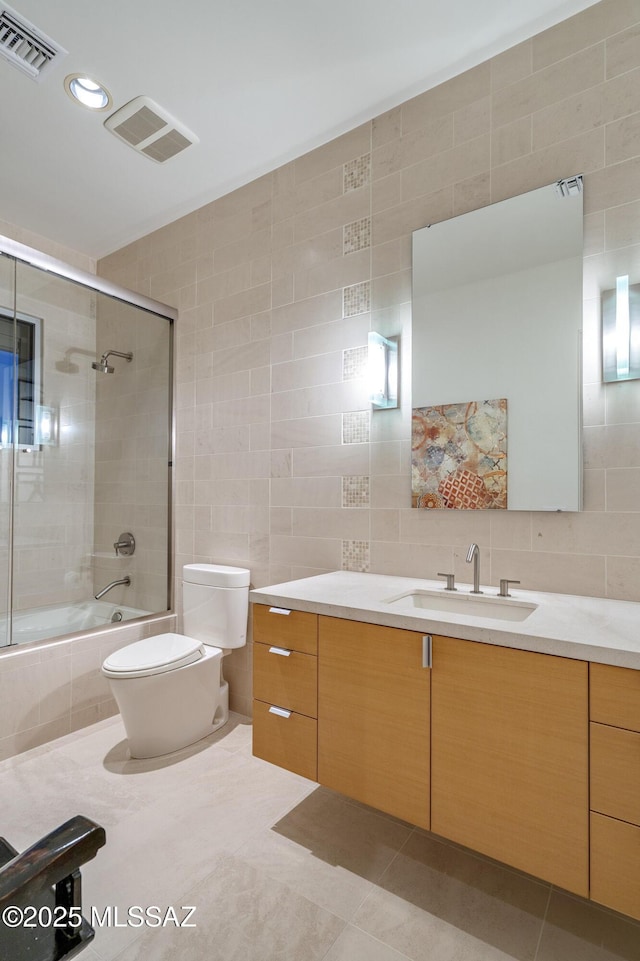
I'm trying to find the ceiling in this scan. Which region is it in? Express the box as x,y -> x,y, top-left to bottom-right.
1,0 -> 600,260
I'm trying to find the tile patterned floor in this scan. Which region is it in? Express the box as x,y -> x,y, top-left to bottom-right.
1,714 -> 639,961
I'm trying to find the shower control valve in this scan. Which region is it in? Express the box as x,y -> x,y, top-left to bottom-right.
114,532 -> 135,557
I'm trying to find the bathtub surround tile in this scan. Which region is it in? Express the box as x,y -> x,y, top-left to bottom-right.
0,615 -> 176,760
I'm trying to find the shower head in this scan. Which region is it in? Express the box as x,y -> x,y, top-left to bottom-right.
91,349 -> 133,374
91,359 -> 114,374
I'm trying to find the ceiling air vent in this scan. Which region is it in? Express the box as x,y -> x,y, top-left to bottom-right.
104,96 -> 198,163
0,4 -> 66,80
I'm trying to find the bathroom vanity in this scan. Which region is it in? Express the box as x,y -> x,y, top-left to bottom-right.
250,571 -> 640,921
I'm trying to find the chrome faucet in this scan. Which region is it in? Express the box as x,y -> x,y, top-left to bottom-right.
94,575 -> 131,600
466,543 -> 482,594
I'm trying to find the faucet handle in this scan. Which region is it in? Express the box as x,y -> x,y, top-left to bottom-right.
437,572 -> 457,591
498,578 -> 520,597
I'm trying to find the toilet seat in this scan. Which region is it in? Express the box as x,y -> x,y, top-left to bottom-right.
102,633 -> 205,679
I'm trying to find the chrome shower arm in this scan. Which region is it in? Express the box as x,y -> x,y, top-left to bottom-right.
102,350 -> 133,363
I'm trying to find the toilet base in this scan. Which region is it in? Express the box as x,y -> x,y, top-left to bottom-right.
107,646 -> 229,759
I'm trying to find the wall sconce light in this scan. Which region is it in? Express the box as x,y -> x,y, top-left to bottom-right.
368,332 -> 399,409
35,405 -> 59,446
602,276 -> 640,382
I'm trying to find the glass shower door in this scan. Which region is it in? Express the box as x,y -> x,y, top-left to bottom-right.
11,261 -> 97,641
0,254 -> 14,647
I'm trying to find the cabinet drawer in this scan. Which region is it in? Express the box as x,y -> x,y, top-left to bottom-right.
590,812 -> 640,922
590,662 -> 640,732
253,604 -> 317,655
252,699 -> 317,781
253,642 -> 317,718
590,722 -> 640,826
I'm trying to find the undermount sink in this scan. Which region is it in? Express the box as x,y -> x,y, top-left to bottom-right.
384,589 -> 537,622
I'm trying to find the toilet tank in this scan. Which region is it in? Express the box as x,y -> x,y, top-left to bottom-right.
182,564 -> 250,649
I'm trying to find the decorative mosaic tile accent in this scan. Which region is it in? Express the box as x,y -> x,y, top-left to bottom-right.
343,217 -> 371,255
342,539 -> 370,573
343,281 -> 371,317
342,410 -> 370,445
343,345 -> 368,381
342,475 -> 370,508
344,154 -> 371,193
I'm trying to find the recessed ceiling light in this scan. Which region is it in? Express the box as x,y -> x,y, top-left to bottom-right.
64,74 -> 112,111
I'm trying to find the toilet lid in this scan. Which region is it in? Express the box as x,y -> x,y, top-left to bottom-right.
102,633 -> 204,678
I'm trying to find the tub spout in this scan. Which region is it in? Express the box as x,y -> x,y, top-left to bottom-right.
95,576 -> 131,600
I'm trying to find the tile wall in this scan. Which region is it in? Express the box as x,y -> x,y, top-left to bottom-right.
88,0 -> 640,717
92,295 -> 171,614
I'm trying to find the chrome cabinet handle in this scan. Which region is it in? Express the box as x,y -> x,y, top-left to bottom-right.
268,646 -> 291,656
268,607 -> 291,615
422,635 -> 432,668
269,706 -> 291,718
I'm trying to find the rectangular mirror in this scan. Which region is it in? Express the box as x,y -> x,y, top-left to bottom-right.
411,178 -> 583,512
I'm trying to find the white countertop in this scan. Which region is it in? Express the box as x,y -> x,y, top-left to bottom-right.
250,571 -> 640,670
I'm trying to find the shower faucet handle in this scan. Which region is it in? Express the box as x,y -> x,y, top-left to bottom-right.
114,532 -> 135,556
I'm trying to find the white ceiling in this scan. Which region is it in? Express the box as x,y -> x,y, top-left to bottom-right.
2,0 -> 600,260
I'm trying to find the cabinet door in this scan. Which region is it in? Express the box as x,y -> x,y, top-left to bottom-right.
318,616 -> 430,829
431,636 -> 588,896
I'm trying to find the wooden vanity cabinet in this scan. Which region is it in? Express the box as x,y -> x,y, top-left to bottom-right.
252,604 -> 318,780
317,616 -> 431,829
430,635 -> 589,897
589,663 -> 640,921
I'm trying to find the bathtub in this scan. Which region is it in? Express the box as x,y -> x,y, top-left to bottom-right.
1,600 -> 150,646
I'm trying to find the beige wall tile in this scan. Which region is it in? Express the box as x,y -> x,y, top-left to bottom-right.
401,135 -> 490,203
605,198 -> 640,248
606,467 -> 640,510
533,72 -> 640,150
492,128 -> 604,204
606,21 -> 640,79
402,63 -> 491,130
293,508 -> 370,539
271,414 -> 342,450
270,534 -> 342,569
294,124 -> 371,184
583,155 -> 640,212
489,548 -> 606,595
372,115 -> 453,180
493,45 -> 605,130
294,188 -> 369,245
271,476 -> 342,508
606,106 -> 640,164
272,352 -> 343,392
583,468 -> 606,510
533,0 -> 639,69
293,444 -> 370,477
490,40 -> 532,92
607,552 -> 640,600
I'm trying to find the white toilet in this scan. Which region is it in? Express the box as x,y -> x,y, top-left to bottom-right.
101,564 -> 250,758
